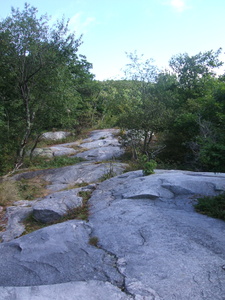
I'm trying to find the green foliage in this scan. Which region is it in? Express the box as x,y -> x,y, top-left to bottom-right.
169,49 -> 223,93
138,155 -> 157,175
195,193 -> 225,221
143,159 -> 157,176
198,140 -> 225,172
1,7 -> 225,176
0,4 -> 97,174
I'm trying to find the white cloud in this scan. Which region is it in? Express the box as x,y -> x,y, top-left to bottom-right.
69,12 -> 95,34
171,0 -> 186,11
163,0 -> 190,12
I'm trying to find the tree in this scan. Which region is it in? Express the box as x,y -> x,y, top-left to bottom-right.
0,4 -> 93,173
100,53 -> 171,159
169,49 -> 223,92
162,49 -> 225,170
121,53 -> 171,157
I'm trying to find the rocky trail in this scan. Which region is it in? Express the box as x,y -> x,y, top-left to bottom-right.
0,129 -> 225,299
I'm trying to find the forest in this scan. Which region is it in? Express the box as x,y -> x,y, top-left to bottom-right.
1,4 -> 225,175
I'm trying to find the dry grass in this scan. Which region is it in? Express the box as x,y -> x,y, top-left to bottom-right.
0,207 -> 7,234
0,180 -> 20,206
17,177 -> 51,200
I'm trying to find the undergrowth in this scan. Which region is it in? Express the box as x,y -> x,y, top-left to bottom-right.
17,177 -> 50,200
22,155 -> 84,171
195,192 -> 225,221
0,177 -> 50,207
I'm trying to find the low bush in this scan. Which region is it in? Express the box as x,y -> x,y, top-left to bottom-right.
195,192 -> 225,221
143,159 -> 157,176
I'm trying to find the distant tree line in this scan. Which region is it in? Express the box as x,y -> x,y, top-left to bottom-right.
0,4 -> 225,174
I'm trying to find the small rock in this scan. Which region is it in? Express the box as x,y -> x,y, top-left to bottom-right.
33,188 -> 83,223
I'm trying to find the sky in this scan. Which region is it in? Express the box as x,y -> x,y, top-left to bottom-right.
1,0 -> 225,80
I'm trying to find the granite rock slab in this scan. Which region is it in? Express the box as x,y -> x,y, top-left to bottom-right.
0,220 -> 123,287
88,170 -> 225,300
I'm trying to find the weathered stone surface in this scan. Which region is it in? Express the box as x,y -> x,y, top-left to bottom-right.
0,280 -> 132,300
13,162 -> 127,192
42,162 -> 127,191
75,146 -> 124,161
40,131 -> 72,141
4,129 -> 225,299
88,170 -> 225,300
31,144 -> 77,157
49,145 -> 77,156
75,128 -> 124,162
33,187 -> 84,223
82,128 -> 120,142
0,220 -> 123,287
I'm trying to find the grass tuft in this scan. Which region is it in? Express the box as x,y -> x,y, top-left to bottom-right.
89,236 -> 99,247
23,155 -> 84,171
99,163 -> 117,181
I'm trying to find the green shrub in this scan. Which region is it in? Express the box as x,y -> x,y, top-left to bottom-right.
140,155 -> 157,175
143,160 -> 157,175
195,192 -> 225,221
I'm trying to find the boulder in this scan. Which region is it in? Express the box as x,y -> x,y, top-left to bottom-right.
40,131 -> 72,141
49,145 -> 77,156
33,187 -> 86,223
31,148 -> 54,158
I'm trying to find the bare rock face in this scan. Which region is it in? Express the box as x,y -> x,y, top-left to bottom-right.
0,220 -> 124,288
74,129 -> 125,162
2,129 -> 225,300
0,205 -> 33,242
0,281 -> 133,300
88,170 -> 225,300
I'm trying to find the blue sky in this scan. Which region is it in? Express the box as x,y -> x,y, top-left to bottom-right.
1,0 -> 225,80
